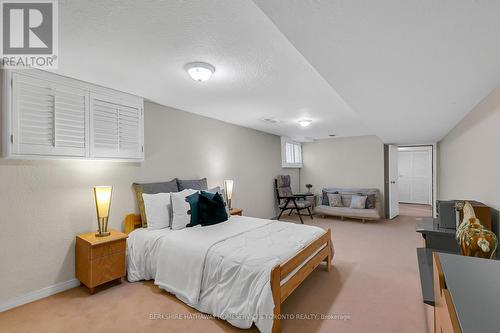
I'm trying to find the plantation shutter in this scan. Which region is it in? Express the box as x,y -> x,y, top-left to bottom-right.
54,88 -> 87,150
12,73 -> 87,157
91,94 -> 143,159
92,98 -> 119,153
118,104 -> 141,155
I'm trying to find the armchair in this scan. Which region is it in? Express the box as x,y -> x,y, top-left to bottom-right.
275,175 -> 313,224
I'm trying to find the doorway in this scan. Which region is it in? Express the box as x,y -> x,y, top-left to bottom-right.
385,144 -> 437,219
398,146 -> 432,205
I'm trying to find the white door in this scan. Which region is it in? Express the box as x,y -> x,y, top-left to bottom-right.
388,144 -> 399,219
398,147 -> 432,204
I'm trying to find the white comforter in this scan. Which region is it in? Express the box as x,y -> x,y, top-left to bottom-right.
127,216 -> 325,333
126,227 -> 172,282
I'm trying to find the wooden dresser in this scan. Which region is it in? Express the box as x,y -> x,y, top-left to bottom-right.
76,229 -> 127,294
433,252 -> 461,333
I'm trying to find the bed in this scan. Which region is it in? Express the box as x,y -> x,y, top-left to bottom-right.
124,214 -> 333,333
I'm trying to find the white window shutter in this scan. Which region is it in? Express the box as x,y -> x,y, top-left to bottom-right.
12,73 -> 87,157
294,143 -> 301,163
90,93 -> 143,159
281,136 -> 303,168
118,104 -> 141,155
6,70 -> 143,161
54,86 -> 87,151
15,76 -> 54,149
92,98 -> 119,152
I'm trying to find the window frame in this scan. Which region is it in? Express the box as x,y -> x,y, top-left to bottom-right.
281,137 -> 303,168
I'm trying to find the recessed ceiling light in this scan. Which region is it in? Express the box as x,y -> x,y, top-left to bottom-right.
298,119 -> 312,127
261,117 -> 279,124
185,62 -> 215,82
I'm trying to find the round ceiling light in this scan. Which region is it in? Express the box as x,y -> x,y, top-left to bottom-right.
185,62 -> 215,82
298,119 -> 312,127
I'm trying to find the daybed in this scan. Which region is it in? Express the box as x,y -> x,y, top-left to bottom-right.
315,187 -> 382,223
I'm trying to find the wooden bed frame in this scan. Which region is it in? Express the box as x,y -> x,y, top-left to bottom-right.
124,214 -> 333,333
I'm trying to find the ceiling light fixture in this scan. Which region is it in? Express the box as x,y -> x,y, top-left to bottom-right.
185,62 -> 215,82
298,119 -> 312,127
262,117 -> 279,124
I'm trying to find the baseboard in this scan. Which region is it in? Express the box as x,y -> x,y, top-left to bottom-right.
0,278 -> 80,312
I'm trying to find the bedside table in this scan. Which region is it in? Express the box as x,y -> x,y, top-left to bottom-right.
76,229 -> 127,294
229,208 -> 243,216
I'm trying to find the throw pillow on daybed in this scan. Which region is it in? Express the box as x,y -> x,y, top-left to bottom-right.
365,193 -> 376,209
350,195 -> 367,209
327,193 -> 343,207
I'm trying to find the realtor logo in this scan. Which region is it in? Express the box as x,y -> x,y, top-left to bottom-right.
0,0 -> 58,68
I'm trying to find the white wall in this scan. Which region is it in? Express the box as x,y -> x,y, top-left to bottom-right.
0,101 -> 298,303
439,84 -> 500,232
299,135 -> 385,214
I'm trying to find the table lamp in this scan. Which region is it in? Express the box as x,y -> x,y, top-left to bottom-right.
93,186 -> 112,237
224,180 -> 234,209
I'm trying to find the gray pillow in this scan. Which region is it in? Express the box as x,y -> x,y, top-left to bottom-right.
135,179 -> 179,194
322,190 -> 338,205
177,178 -> 208,191
327,193 -> 343,207
365,193 -> 376,209
133,179 -> 179,227
350,195 -> 367,209
341,193 -> 355,207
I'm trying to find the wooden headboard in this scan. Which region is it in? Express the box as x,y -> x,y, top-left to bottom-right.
124,214 -> 142,234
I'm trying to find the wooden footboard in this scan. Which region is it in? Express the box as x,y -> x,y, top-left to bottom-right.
270,229 -> 333,333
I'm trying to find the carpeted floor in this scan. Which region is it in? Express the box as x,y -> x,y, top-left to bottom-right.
0,204 -> 432,333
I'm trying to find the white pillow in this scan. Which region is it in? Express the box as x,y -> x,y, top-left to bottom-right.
142,193 -> 172,230
170,189 -> 197,230
350,195 -> 367,209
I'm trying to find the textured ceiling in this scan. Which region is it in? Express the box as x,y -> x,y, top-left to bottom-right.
54,0 -> 500,144
253,0 -> 500,143
54,0 -> 368,142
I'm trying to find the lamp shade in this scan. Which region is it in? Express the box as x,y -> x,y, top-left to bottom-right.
224,180 -> 234,199
94,186 -> 112,218
93,186 -> 112,237
224,180 -> 234,210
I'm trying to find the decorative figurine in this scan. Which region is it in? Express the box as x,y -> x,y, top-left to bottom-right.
456,201 -> 498,259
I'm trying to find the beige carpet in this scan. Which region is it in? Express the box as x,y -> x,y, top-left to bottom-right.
0,204 -> 432,333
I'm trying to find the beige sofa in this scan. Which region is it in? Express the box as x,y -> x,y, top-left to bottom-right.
315,187 -> 382,223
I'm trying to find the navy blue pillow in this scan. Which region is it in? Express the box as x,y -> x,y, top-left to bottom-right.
185,192 -> 201,227
198,191 -> 228,226
186,191 -> 220,227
